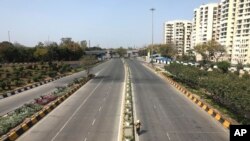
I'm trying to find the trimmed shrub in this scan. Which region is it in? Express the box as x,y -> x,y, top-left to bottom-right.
165,63 -> 250,124
48,71 -> 57,77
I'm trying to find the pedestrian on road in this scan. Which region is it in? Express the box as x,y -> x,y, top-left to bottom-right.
135,120 -> 141,135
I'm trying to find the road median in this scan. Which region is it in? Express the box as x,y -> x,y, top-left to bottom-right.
0,76 -> 94,141
120,60 -> 135,141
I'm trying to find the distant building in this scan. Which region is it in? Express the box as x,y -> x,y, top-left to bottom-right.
164,20 -> 192,55
192,0 -> 250,65
223,0 -> 250,65
61,37 -> 72,44
126,50 -> 139,58
192,3 -> 220,47
85,50 -> 107,60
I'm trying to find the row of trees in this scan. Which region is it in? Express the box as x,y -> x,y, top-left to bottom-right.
0,38 -> 88,63
139,40 -> 226,63
139,43 -> 178,59
165,63 -> 250,124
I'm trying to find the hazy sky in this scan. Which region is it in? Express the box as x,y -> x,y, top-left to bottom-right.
0,0 -> 219,48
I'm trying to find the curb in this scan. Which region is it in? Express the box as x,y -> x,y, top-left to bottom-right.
162,75 -> 231,129
0,75 -> 67,100
0,79 -> 90,141
143,63 -> 231,129
121,62 -> 135,141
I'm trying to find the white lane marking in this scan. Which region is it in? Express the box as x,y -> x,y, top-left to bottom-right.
99,106 -> 102,112
154,105 -> 156,109
167,132 -> 171,140
84,137 -> 87,141
51,78 -> 104,141
95,68 -> 105,76
92,119 -> 96,126
103,97 -> 106,101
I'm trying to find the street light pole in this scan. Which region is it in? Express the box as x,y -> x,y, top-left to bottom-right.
150,8 -> 155,46
150,8 -> 155,64
8,31 -> 11,42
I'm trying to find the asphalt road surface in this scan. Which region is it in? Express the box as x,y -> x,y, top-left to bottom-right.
17,58 -> 124,141
127,59 -> 229,141
0,60 -> 110,116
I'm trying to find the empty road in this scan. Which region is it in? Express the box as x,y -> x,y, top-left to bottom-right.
17,58 -> 124,141
127,59 -> 229,141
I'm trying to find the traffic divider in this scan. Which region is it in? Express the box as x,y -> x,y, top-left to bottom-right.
121,62 -> 135,141
0,74 -> 68,100
0,76 -> 93,141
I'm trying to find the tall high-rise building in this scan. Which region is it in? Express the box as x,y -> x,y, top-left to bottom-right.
164,20 -> 192,55
192,0 -> 250,64
192,3 -> 220,47
219,0 -> 237,63
230,0 -> 250,64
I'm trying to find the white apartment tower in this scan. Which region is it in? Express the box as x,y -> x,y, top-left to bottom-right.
192,3 -> 220,47
231,0 -> 250,64
164,20 -> 192,55
219,0 -> 237,63
192,0 -> 250,64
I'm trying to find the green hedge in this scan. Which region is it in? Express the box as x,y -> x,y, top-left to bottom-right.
165,63 -> 250,124
0,104 -> 42,135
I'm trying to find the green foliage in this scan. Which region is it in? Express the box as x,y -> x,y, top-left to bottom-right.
157,44 -> 177,58
14,80 -> 21,86
148,44 -> 177,59
166,63 -> 250,124
116,47 -> 127,57
82,55 -> 97,75
194,40 -> 225,62
48,71 -> 57,77
176,54 -> 195,62
59,64 -> 70,73
33,47 -> 48,61
0,40 -> 84,63
138,49 -> 147,56
32,76 -> 39,82
0,103 -> 42,135
0,81 -> 6,90
216,61 -> 230,73
237,63 -> 244,71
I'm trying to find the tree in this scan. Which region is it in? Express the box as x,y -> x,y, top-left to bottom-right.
177,54 -> 195,62
206,40 -> 225,62
154,43 -> 177,59
138,49 -> 147,56
47,42 -> 59,61
116,47 -> 127,57
33,47 -> 48,61
216,61 -> 230,73
194,40 -> 225,63
59,38 -> 83,61
236,63 -> 244,71
81,55 -> 96,76
0,41 -> 14,62
194,43 -> 208,62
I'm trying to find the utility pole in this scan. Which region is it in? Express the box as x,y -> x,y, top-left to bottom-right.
8,31 -> 11,42
89,40 -> 91,48
150,8 -> 155,46
149,8 -> 155,64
